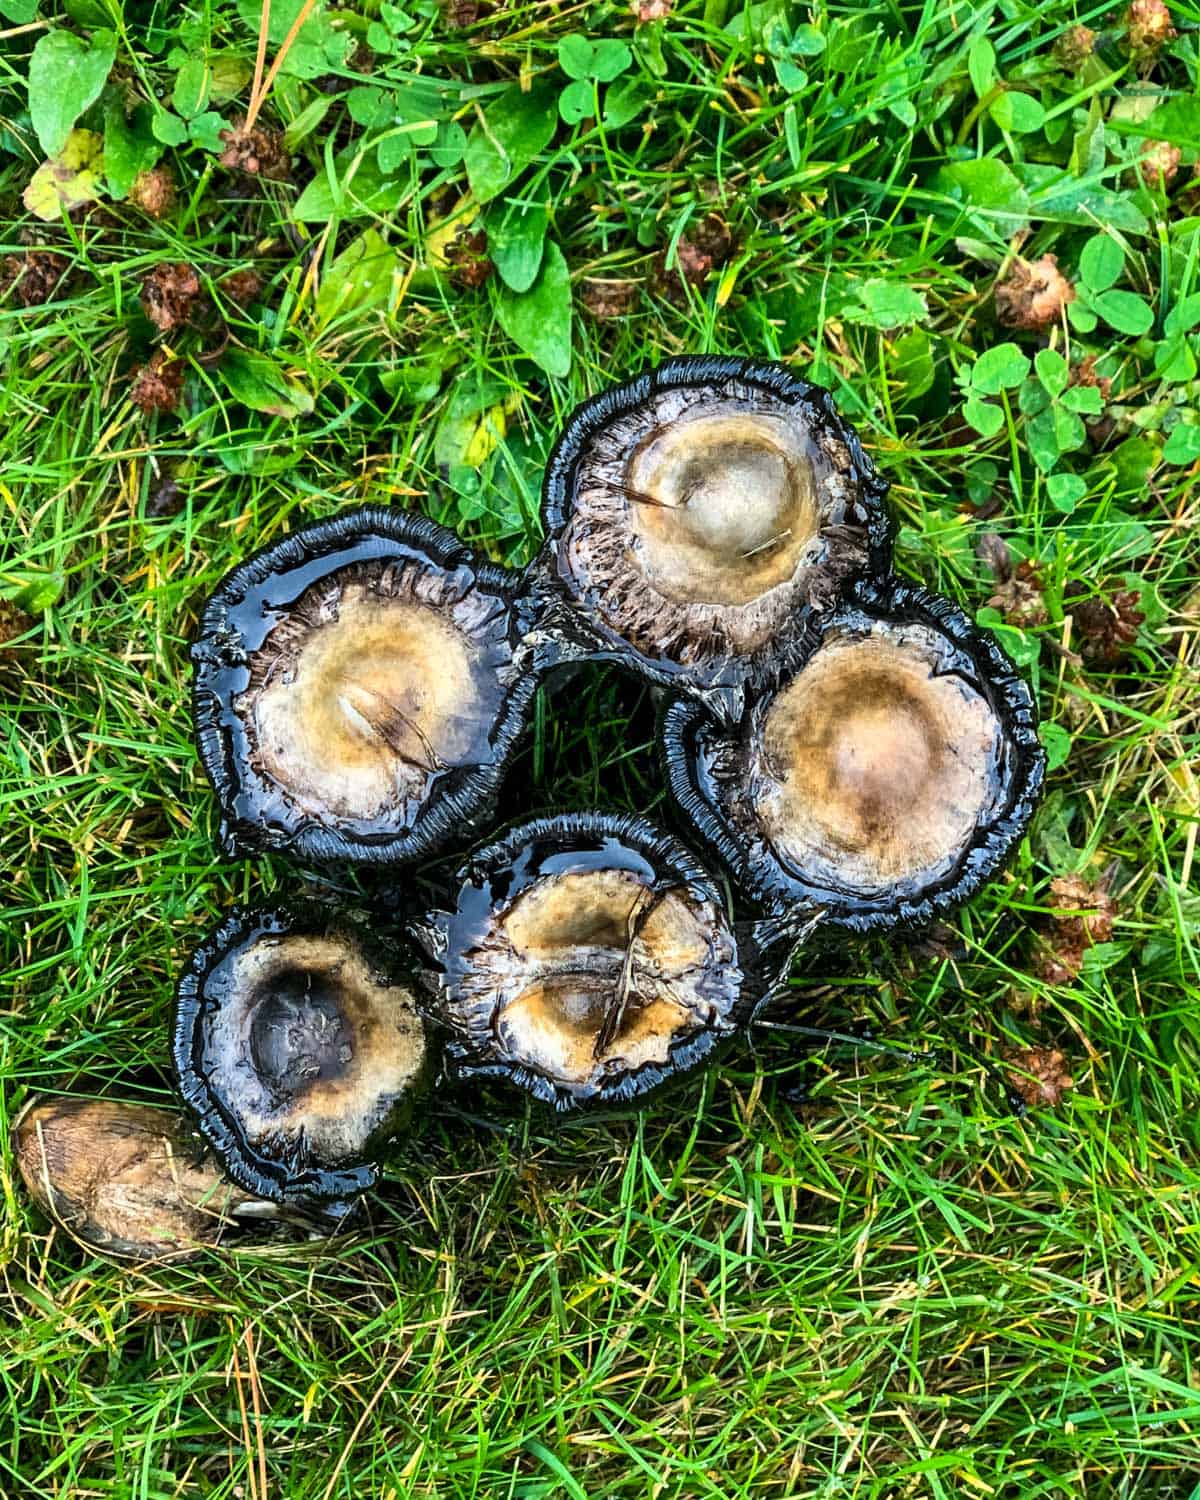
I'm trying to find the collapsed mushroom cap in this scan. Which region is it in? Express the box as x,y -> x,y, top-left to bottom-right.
13,1097 -> 264,1261
416,812 -> 744,1109
534,356 -> 890,717
174,906 -> 432,1208
662,582 -> 1045,932
193,506 -> 540,864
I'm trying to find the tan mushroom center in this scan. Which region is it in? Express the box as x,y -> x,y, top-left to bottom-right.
249,586 -> 503,823
626,412 -> 821,606
751,630 -> 1004,893
490,869 -> 720,1087
208,934 -> 427,1165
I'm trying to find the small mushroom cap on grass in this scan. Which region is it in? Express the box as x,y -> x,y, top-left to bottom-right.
174,907 -> 432,1207
417,812 -> 745,1109
13,1097 -> 265,1261
662,582 -> 1045,932
192,506 -> 540,864
534,356 -> 890,716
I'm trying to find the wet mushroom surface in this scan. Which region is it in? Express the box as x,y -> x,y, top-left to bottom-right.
192,506 -> 540,864
416,812 -> 745,1109
13,1097 -> 266,1261
174,906 -> 432,1210
662,581 -> 1045,931
533,355 -> 891,716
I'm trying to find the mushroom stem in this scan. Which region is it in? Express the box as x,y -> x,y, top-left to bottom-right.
14,1097 -> 269,1261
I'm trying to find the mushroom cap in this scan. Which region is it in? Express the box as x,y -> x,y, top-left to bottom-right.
534,357 -> 890,718
13,1097 -> 258,1261
417,811 -> 745,1109
662,582 -> 1045,932
192,506 -> 540,864
174,906 -> 432,1207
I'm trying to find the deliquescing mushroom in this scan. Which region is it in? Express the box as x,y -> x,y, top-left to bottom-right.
18,357 -> 1046,1255
413,811 -> 750,1109
661,581 -> 1045,932
192,506 -> 541,865
530,356 -> 891,721
173,905 -> 432,1213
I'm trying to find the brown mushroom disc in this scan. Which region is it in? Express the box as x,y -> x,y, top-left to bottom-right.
436,825 -> 744,1109
14,1098 -> 257,1261
201,930 -> 428,1171
751,625 -> 1004,894
241,563 -> 509,825
488,868 -> 725,1087
625,410 -> 822,607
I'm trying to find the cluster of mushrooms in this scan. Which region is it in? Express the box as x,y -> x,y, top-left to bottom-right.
16,357 -> 1045,1260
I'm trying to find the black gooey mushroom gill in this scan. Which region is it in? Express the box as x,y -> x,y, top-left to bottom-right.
173,905 -> 433,1212
192,506 -> 541,865
531,356 -> 891,722
412,811 -> 769,1111
661,580 -> 1046,934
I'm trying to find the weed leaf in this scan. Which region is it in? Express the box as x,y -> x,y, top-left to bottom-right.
103,99 -> 161,199
23,128 -> 105,220
220,351 -> 315,418
465,83 -> 557,204
29,28 -> 117,157
486,201 -> 548,294
495,239 -> 572,377
930,159 -> 1029,236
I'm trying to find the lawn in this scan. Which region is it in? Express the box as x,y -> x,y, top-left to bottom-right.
2,0 -> 1200,1494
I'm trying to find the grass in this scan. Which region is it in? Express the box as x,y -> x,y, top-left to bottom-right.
2,0 -> 1199,1493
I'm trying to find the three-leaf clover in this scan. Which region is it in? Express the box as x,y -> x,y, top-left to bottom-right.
843,279 -> 927,331
960,342 -> 1104,504
961,342 -> 1030,439
1020,346 -> 1103,488
1155,292 -> 1200,385
347,80 -> 457,174
1070,234 -> 1154,337
966,37 -> 1047,135
764,20 -> 825,93
557,35 -> 632,124
1162,421 -> 1200,465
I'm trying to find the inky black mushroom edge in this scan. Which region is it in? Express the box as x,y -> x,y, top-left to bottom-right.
173,903 -> 433,1217
659,578 -> 1046,935
526,355 -> 893,720
191,505 -> 544,866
